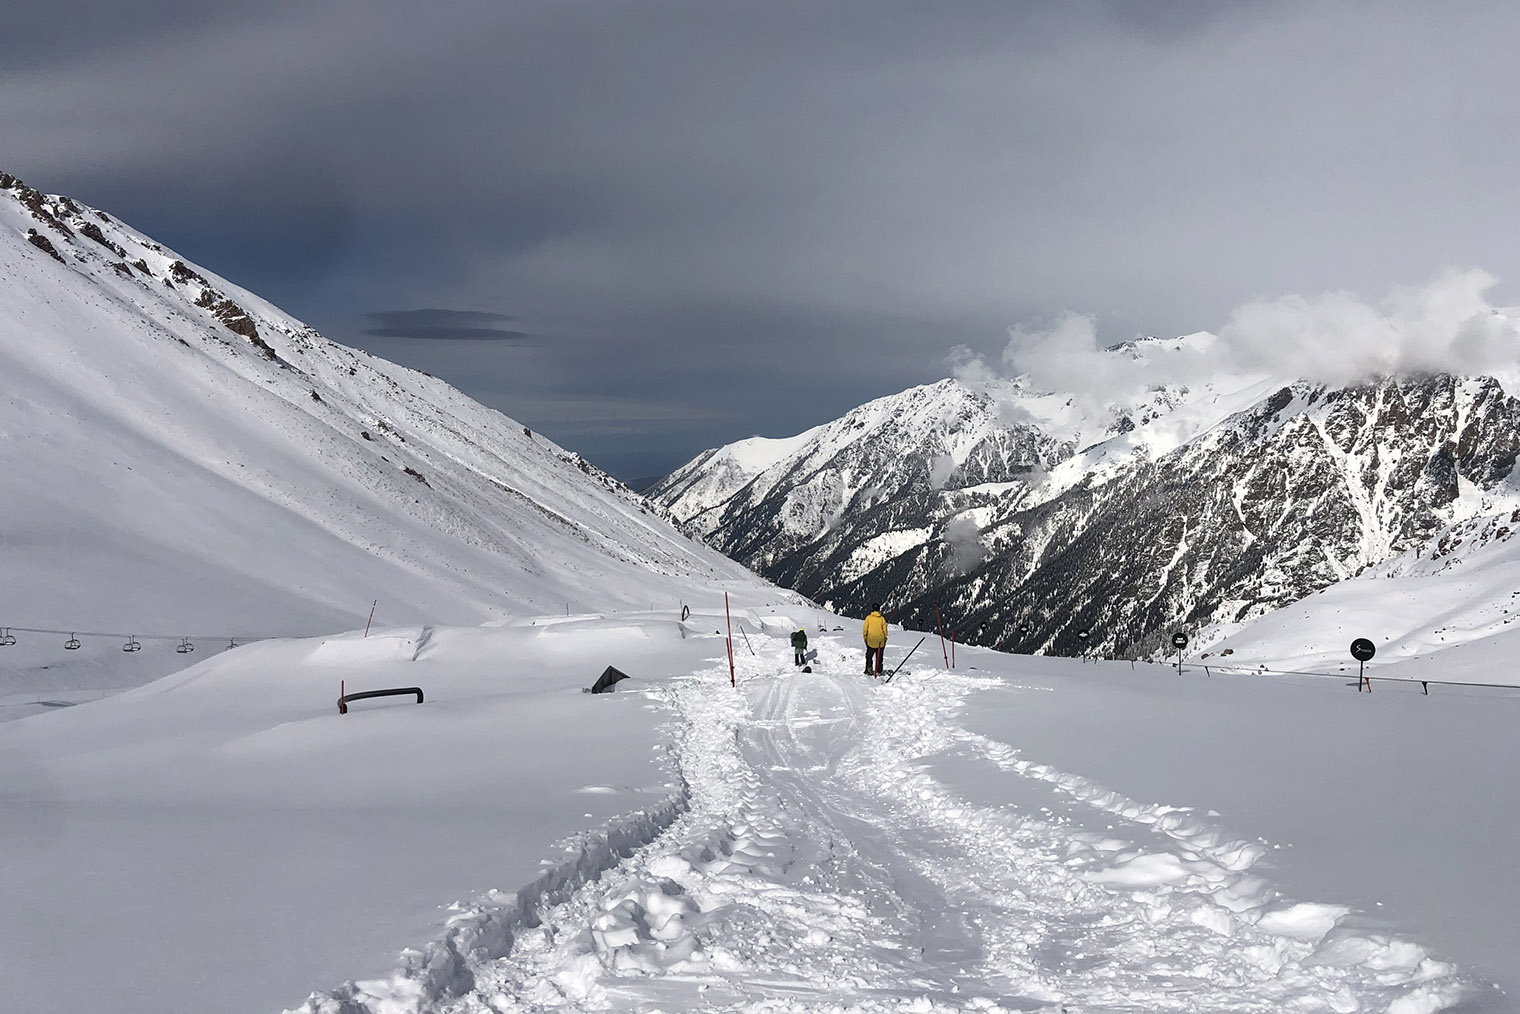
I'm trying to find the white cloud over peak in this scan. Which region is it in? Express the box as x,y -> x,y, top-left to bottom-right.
958,269 -> 1520,425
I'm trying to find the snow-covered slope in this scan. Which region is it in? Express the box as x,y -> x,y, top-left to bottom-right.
5,613 -> 1515,1014
0,172 -> 768,712
1202,507 -> 1520,675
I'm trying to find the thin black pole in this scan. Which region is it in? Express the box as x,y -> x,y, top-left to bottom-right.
884,636 -> 926,683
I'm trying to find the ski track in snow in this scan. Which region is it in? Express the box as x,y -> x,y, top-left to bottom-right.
315,633 -> 1478,1014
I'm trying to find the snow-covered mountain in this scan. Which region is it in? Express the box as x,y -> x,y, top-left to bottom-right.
651,427 -> 824,527
0,172 -> 771,707
652,349 -> 1520,660
647,378 -> 1074,587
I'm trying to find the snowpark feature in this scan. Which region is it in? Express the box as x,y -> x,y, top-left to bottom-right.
5,612 -> 1513,1014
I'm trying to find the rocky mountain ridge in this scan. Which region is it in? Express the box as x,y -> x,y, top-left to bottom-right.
652,351 -> 1520,658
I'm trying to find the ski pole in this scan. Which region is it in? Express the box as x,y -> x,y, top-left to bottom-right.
884,636 -> 926,683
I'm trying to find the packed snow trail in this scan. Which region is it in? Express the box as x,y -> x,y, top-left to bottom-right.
373,632 -> 1476,1013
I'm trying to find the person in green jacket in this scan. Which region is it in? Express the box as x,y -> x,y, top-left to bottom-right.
791,627 -> 808,666
863,605 -> 888,676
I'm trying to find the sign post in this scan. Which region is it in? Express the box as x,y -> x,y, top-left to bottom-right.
1350,638 -> 1376,692
1171,631 -> 1188,676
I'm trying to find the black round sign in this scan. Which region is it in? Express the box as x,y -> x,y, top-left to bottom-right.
1350,638 -> 1376,662
1078,629 -> 1089,641
1171,631 -> 1189,650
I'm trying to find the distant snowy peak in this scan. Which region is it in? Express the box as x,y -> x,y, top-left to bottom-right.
775,378 -> 1061,485
1110,331 -> 1217,357
648,427 -> 822,526
0,171 -> 770,638
657,347 -> 1274,535
656,378 -> 1071,535
1002,333 -> 1275,455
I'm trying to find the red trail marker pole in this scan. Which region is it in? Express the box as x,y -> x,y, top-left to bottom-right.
724,592 -> 736,687
364,600 -> 377,637
950,629 -> 956,669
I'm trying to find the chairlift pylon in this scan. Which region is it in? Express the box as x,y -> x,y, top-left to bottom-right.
123,635 -> 141,652
177,636 -> 194,654
65,633 -> 81,650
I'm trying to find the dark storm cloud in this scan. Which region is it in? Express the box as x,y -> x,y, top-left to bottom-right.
1097,0 -> 1238,41
0,1 -> 304,69
364,310 -> 529,342
7,0 -> 1520,479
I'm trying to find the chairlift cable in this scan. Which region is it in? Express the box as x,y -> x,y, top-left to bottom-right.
0,624 -> 276,642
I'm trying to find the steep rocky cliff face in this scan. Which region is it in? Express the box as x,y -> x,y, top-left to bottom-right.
912,376 -> 1520,656
653,370 -> 1520,657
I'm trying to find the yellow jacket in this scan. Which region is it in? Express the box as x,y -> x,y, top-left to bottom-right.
863,611 -> 888,649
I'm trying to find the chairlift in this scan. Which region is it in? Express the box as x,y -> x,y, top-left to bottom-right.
177,636 -> 195,654
0,628 -> 15,646
65,633 -> 82,650
226,638 -> 237,650
123,635 -> 142,652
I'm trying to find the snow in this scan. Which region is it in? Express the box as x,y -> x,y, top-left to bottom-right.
725,431 -> 826,474
5,618 -> 1515,1013
0,605 -> 772,1014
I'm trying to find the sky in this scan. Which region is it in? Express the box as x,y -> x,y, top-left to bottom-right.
7,0 -> 1520,482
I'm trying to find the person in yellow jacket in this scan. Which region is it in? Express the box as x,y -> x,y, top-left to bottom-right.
862,604 -> 888,677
